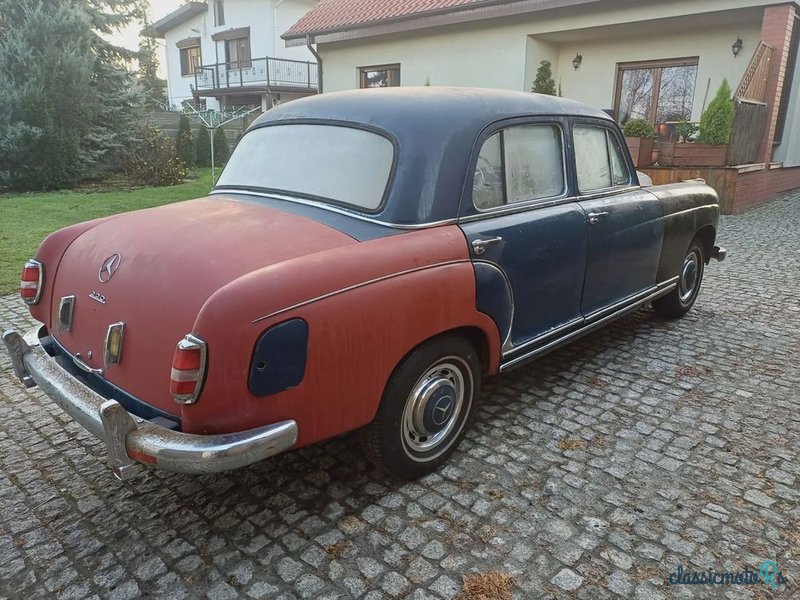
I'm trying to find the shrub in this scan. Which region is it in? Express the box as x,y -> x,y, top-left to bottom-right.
195,126 -> 211,167
698,80 -> 734,145
121,125 -> 186,186
674,121 -> 698,143
622,119 -> 656,139
532,60 -> 557,96
213,126 -> 230,166
175,114 -> 194,167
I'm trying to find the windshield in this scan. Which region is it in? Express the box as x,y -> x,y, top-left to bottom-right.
215,124 -> 394,211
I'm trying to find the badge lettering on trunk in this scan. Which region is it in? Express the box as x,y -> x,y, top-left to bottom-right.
98,254 -> 121,283
89,291 -> 107,304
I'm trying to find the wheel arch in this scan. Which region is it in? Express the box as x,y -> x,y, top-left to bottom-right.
693,225 -> 717,264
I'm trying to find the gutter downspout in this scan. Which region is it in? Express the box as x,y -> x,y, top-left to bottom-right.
306,35 -> 322,93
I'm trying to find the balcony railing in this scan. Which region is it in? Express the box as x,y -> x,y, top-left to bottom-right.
194,56 -> 318,92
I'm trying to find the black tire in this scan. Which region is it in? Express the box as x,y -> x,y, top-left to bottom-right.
652,238 -> 705,319
359,334 -> 481,480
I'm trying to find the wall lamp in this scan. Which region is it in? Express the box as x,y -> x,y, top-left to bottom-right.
732,37 -> 743,57
572,53 -> 583,70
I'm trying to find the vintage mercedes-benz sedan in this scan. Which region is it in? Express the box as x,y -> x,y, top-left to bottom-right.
4,88 -> 726,481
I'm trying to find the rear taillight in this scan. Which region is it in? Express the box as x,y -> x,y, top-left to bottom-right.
170,334 -> 207,404
20,259 -> 43,305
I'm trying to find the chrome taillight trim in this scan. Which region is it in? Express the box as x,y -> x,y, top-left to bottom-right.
21,259 -> 44,305
103,322 -> 126,369
57,295 -> 76,332
172,334 -> 207,405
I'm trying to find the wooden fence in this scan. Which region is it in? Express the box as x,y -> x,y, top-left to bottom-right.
726,100 -> 769,165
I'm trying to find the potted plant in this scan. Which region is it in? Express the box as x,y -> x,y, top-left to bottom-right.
622,119 -> 656,167
658,80 -> 733,167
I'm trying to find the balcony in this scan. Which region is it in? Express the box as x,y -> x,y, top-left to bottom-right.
194,56 -> 318,95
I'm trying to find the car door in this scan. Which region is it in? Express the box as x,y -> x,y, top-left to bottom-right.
572,121 -> 665,317
459,119 -> 587,356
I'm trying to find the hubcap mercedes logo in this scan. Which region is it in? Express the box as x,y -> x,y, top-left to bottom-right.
98,254 -> 121,283
432,395 -> 454,426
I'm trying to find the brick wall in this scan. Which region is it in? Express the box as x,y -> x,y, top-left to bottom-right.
758,4 -> 798,163
733,166 -> 800,212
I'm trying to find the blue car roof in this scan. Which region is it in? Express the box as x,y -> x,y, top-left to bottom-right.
246,87 -> 614,226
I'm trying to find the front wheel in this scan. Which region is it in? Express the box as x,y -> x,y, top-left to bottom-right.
653,239 -> 705,318
359,334 -> 481,480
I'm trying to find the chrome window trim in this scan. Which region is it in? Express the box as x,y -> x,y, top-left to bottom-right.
573,123 -> 635,196
471,122 -> 570,214
576,185 -> 641,202
500,278 -> 679,372
251,259 -> 471,324
458,194 -> 581,223
210,189 -> 458,230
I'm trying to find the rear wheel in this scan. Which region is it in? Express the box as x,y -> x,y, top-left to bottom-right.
359,334 -> 481,480
653,239 -> 705,318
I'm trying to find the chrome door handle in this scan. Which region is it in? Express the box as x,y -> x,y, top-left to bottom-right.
471,236 -> 503,255
588,211 -> 609,225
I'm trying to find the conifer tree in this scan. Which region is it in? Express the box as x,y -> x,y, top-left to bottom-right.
213,127 -> 230,166
532,60 -> 557,96
176,114 -> 194,167
195,126 -> 211,167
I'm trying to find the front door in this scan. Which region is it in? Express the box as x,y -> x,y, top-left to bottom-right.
459,120 -> 587,353
572,122 -> 664,316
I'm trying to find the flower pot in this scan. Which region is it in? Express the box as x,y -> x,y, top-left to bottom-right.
657,142 -> 728,167
625,136 -> 654,167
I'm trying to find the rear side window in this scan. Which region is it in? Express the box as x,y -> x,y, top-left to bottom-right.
472,124 -> 565,210
574,125 -> 631,192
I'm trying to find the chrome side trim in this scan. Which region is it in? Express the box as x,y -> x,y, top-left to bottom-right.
2,327 -> 298,480
211,188 -> 459,230
251,259 -> 471,324
662,203 -> 720,219
501,316 -> 584,359
499,281 -> 677,373
582,277 -> 679,323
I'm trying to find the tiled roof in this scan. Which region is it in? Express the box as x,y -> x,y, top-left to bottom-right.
283,0 -> 493,39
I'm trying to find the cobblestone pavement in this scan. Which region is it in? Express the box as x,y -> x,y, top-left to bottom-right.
1,192 -> 799,600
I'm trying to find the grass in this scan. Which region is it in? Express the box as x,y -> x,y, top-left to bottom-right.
0,169 -> 214,295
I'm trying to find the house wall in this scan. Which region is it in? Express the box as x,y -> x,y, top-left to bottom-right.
162,0 -> 316,110
773,15 -> 800,167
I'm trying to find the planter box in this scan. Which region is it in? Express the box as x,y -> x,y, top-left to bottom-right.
657,142 -> 728,167
624,136 -> 654,167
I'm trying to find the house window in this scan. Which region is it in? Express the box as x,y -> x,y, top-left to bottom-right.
359,64 -> 401,88
573,125 -> 631,193
225,37 -> 251,69
215,1 -> 225,26
614,58 -> 699,126
473,125 -> 565,210
179,45 -> 202,76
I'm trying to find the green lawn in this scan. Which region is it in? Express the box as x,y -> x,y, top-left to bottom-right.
0,169 -> 214,295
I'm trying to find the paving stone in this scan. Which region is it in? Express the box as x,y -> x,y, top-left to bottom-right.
1,194 -> 799,599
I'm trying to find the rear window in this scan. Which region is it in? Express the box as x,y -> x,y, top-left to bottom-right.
216,124 -> 394,211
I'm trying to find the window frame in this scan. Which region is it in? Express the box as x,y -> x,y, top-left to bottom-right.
469,120 -> 569,214
613,57 -> 699,125
571,121 -> 636,197
225,36 -> 251,70
179,45 -> 202,77
358,64 -> 401,89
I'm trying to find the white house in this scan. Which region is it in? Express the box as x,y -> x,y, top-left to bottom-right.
147,0 -> 319,112
283,0 -> 800,213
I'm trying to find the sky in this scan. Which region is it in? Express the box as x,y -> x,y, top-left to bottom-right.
111,0 -> 185,75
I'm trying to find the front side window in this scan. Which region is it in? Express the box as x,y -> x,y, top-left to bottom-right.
615,58 -> 698,127
359,64 -> 401,88
226,37 -> 251,69
216,124 -> 394,211
472,124 -> 565,210
180,46 -> 202,76
574,125 -> 631,193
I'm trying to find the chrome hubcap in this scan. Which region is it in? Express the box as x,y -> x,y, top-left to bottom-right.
679,250 -> 701,302
402,360 -> 466,453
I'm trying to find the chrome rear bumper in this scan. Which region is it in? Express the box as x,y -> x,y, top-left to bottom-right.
2,326 -> 298,481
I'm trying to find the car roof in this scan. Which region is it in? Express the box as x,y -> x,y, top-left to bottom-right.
245,87 -> 615,226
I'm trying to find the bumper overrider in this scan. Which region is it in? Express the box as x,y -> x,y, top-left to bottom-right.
2,326 -> 298,481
